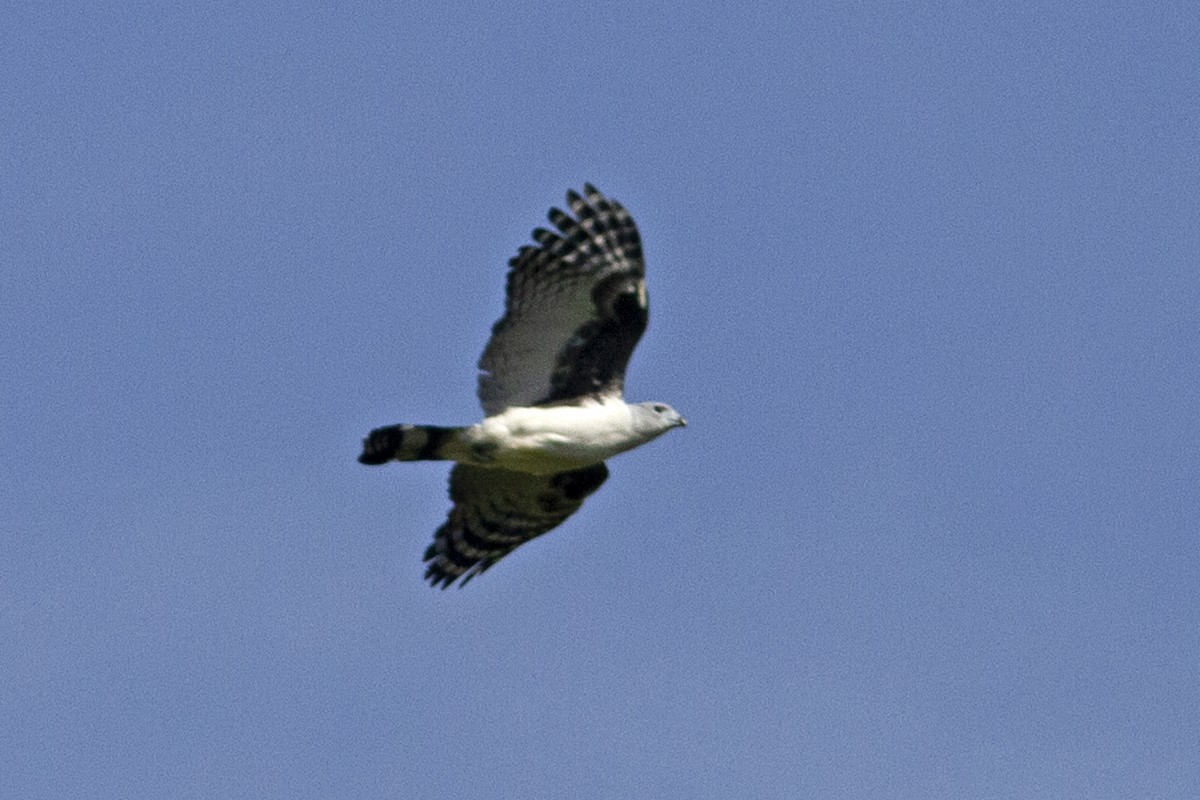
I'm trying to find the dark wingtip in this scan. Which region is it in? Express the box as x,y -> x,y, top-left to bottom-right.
424,544 -> 468,589
548,206 -> 575,232
424,566 -> 455,590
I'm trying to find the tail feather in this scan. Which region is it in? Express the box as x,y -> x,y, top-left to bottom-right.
358,424 -> 465,465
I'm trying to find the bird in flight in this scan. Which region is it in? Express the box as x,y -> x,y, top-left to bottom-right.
359,184 -> 685,588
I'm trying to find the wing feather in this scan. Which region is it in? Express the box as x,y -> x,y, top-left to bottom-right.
477,185 -> 647,415
424,463 -> 609,588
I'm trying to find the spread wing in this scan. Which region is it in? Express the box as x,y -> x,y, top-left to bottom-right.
424,463 -> 609,588
477,184 -> 648,416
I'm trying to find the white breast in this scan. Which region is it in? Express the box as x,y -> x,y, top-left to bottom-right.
466,400 -> 646,474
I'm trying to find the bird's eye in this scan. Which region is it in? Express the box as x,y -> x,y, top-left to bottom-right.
653,404 -> 667,413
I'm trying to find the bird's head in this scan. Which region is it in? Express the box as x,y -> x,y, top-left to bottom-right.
632,401 -> 687,437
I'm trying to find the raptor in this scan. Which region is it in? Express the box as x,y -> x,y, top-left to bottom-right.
359,185 -> 685,587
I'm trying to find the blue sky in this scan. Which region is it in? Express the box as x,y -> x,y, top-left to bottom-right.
3,2 -> 1198,797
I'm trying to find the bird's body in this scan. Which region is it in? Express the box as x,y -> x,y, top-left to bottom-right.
359,185 -> 684,587
465,399 -> 678,475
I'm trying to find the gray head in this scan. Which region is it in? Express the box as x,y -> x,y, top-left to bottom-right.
631,401 -> 687,438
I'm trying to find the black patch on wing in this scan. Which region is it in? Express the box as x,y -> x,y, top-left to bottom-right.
477,184 -> 648,414
549,463 -> 610,502
424,463 -> 610,589
540,272 -> 648,404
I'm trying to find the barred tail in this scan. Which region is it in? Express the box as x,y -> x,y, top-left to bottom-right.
358,424 -> 466,465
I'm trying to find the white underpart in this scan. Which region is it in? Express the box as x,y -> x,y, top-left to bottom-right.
461,397 -> 657,475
